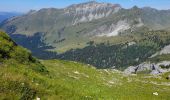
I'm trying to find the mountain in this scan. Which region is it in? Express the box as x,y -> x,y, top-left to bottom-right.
0,12 -> 22,23
0,2 -> 121,53
1,1 -> 170,69
1,2 -> 170,54
65,1 -> 121,24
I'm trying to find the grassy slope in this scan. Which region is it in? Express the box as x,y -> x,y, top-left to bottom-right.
2,59 -> 170,100
1,31 -> 170,99
0,31 -> 48,99
41,60 -> 170,100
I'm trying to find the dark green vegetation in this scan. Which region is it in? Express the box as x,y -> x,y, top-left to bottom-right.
0,31 -> 170,100
0,31 -> 48,73
57,29 -> 170,69
0,31 -> 48,99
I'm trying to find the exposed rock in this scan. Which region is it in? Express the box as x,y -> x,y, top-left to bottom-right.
157,61 -> 170,67
124,66 -> 136,74
135,62 -> 152,72
150,70 -> 160,75
89,19 -> 130,36
66,1 -> 121,25
124,61 -> 170,75
150,44 -> 170,58
90,18 -> 144,37
128,41 -> 136,46
160,45 -> 170,54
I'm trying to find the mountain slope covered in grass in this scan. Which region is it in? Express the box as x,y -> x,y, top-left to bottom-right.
41,60 -> 170,100
0,31 -> 48,99
57,29 -> 170,69
1,31 -> 170,99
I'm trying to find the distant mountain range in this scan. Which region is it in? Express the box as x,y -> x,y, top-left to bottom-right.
1,1 -> 170,69
0,12 -> 22,23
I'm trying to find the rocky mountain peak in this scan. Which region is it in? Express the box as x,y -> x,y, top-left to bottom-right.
65,1 -> 121,24
67,1 -> 121,9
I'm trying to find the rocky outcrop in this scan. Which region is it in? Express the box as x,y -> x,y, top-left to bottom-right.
88,18 -> 144,37
150,44 -> 170,58
124,61 -> 170,75
95,20 -> 130,36
65,1 -> 121,25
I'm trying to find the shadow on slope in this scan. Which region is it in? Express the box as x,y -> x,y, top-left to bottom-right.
9,32 -> 58,59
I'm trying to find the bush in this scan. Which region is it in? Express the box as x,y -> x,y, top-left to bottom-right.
10,46 -> 32,63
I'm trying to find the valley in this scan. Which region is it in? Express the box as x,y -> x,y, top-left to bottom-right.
0,32 -> 170,99
0,25 -> 170,100
1,1 -> 170,100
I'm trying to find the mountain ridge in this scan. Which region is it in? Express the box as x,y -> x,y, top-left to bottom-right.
1,1 -> 170,65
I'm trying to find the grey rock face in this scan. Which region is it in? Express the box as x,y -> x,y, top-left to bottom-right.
124,66 -> 136,74
65,1 -> 121,25
124,61 -> 170,75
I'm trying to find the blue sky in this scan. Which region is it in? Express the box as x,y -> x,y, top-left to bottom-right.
0,0 -> 170,12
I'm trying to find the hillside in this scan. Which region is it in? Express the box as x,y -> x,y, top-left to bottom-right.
0,31 -> 170,99
0,31 -> 48,73
57,29 -> 170,69
2,58 -> 170,99
0,31 -> 48,99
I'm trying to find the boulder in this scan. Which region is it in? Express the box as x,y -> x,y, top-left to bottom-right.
124,61 -> 170,75
124,66 -> 136,74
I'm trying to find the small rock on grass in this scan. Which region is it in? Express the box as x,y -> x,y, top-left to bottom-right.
153,92 -> 158,96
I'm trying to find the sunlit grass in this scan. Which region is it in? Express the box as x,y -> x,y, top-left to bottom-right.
0,59 -> 170,99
